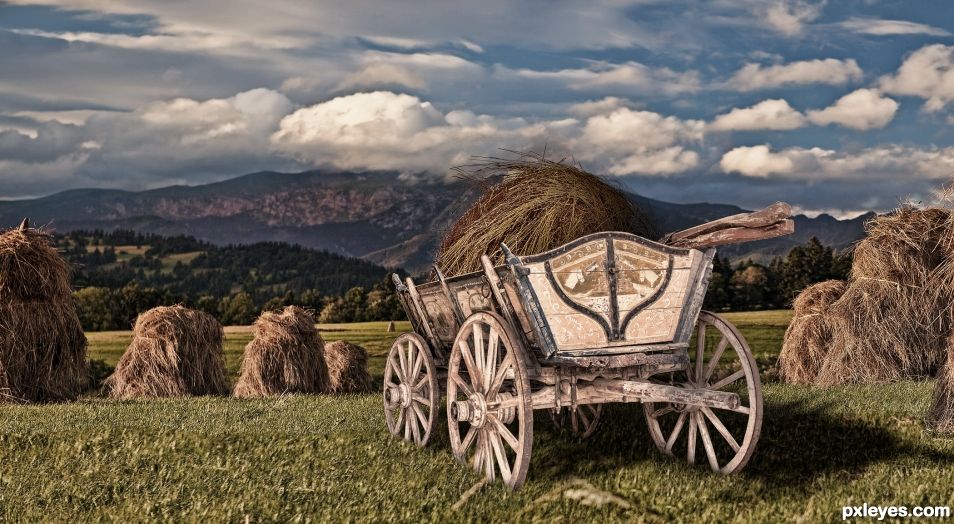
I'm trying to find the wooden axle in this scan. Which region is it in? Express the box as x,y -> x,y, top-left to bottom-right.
528,378 -> 740,412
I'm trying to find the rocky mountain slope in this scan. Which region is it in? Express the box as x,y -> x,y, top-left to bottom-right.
0,170 -> 869,273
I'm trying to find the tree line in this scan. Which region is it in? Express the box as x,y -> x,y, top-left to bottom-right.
60,230 -> 849,330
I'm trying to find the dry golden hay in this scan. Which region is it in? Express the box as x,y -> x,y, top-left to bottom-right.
778,280 -> 846,384
387,321 -> 395,333
435,151 -> 655,276
926,335 -> 954,434
105,305 -> 228,399
815,279 -> 947,387
233,306 -> 329,398
850,206 -> 950,287
0,223 -> 72,302
0,221 -> 88,403
0,302 -> 88,402
325,340 -> 373,394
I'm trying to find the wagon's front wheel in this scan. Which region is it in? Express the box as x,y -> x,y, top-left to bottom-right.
447,312 -> 533,490
384,333 -> 439,447
643,311 -> 763,474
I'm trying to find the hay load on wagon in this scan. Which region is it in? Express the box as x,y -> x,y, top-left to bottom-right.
0,219 -> 88,402
105,305 -> 228,399
434,151 -> 656,276
233,306 -> 329,398
325,340 -> 373,394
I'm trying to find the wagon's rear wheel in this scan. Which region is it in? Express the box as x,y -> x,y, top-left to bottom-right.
643,311 -> 762,474
384,333 -> 439,447
447,312 -> 532,490
548,405 -> 603,438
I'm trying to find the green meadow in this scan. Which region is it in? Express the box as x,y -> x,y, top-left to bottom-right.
1,312 -> 952,522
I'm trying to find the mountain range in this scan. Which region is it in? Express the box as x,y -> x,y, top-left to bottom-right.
0,170 -> 871,274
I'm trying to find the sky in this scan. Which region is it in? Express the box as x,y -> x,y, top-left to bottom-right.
1,1 -> 953,217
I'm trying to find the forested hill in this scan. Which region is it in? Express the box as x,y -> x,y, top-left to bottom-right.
58,229 -> 405,330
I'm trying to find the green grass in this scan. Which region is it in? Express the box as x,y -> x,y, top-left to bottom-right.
2,312 -> 953,522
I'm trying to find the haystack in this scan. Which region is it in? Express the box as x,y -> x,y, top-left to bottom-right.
325,340 -> 373,393
0,219 -> 88,402
781,207 -> 952,387
105,305 -> 228,399
435,151 -> 655,276
233,306 -> 329,398
778,280 -> 845,384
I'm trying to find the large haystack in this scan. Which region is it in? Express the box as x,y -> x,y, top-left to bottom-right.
778,280 -> 845,384
781,207 -> 952,389
233,306 -> 329,398
105,305 -> 228,399
435,151 -> 655,276
325,340 -> 373,393
0,221 -> 87,402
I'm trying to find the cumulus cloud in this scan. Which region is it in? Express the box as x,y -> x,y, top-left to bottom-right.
271,91 -> 704,176
806,88 -> 898,130
573,108 -> 704,175
495,61 -> 700,95
879,44 -> 954,111
760,0 -> 825,36
709,99 -> 806,131
567,97 -> 634,118
727,58 -> 862,90
840,18 -> 951,37
720,143 -> 954,181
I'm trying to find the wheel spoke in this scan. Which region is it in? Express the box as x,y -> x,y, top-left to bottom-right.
414,375 -> 429,391
412,395 -> 431,407
701,406 -> 740,452
403,408 -> 411,441
487,353 -> 513,399
410,406 -> 422,443
473,323 -> 485,386
651,405 -> 675,418
687,413 -> 697,465
394,405 -> 404,434
485,328 -> 499,393
484,431 -> 495,481
389,355 -> 404,382
410,345 -> 424,385
472,431 -> 483,470
728,405 -> 751,415
489,415 -> 519,451
703,337 -> 728,383
711,369 -> 746,391
697,414 -> 720,471
458,340 -> 481,388
489,431 -> 512,482
665,411 -> 687,452
460,425 -> 478,454
453,374 -> 474,398
399,342 -> 409,380
412,402 -> 429,429
695,322 -> 706,382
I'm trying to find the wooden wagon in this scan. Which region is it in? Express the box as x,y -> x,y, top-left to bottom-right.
384,203 -> 794,489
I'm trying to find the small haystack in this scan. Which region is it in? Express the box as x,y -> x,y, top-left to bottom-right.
233,306 -> 329,398
325,340 -> 373,393
778,280 -> 845,384
105,305 -> 228,399
387,321 -> 395,333
0,219 -> 88,402
435,151 -> 655,276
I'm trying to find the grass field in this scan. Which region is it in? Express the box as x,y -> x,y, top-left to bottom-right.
2,311 -> 953,522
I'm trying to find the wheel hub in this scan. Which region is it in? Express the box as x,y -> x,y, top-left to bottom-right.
452,393 -> 489,427
386,384 -> 412,408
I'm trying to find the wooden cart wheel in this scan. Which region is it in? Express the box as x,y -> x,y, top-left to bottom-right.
548,405 -> 603,438
643,311 -> 763,474
447,312 -> 533,490
383,333 -> 440,447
